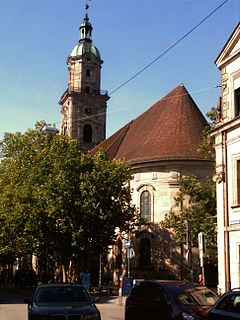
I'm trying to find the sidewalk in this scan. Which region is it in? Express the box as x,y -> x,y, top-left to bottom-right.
0,304 -> 27,320
96,295 -> 126,320
97,294 -> 127,305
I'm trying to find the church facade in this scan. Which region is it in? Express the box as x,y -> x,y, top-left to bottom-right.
93,84 -> 213,282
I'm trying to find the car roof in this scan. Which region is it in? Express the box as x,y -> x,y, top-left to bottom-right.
134,280 -> 197,287
36,284 -> 84,288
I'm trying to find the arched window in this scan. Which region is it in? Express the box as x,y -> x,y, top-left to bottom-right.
83,124 -> 92,143
86,69 -> 91,77
139,238 -> 151,268
140,190 -> 151,222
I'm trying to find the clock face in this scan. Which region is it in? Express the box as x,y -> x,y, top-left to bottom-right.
84,106 -> 92,116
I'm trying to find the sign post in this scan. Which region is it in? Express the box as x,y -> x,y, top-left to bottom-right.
125,240 -> 131,278
198,232 -> 205,285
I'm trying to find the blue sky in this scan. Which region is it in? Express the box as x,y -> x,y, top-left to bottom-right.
0,0 -> 239,140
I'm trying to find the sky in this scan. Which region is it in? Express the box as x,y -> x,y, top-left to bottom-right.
0,0 -> 239,140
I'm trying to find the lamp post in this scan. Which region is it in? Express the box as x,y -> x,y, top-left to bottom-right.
98,251 -> 102,288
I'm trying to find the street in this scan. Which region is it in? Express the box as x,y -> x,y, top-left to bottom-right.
0,285 -> 125,320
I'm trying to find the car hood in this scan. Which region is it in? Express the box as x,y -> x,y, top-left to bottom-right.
31,301 -> 98,314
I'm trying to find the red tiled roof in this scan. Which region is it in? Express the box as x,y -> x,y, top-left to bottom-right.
92,84 -> 208,162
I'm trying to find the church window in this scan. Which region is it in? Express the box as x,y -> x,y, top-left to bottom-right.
85,86 -> 90,94
83,124 -> 92,143
237,160 -> 240,205
86,69 -> 91,77
139,238 -> 151,268
235,87 -> 240,117
140,190 -> 151,222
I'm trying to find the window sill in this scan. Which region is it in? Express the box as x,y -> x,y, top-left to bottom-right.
231,204 -> 240,209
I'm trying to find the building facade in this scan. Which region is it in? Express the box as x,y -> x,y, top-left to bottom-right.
59,4 -> 109,152
211,23 -> 240,294
93,84 -> 214,282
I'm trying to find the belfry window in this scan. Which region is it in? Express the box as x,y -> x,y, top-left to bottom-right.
140,190 -> 151,222
83,124 -> 92,143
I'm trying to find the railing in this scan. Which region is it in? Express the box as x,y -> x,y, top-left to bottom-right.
62,87 -> 108,96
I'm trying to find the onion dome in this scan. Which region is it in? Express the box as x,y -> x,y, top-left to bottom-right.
69,3 -> 101,59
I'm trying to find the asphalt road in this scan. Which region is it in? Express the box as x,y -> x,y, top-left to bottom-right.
0,284 -> 125,320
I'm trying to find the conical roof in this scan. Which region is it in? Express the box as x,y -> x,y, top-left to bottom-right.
93,84 -> 208,162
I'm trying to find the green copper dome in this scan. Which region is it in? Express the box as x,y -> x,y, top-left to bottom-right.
70,41 -> 101,59
69,6 -> 101,60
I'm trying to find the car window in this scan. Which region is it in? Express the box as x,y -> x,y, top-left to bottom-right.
178,287 -> 218,306
35,286 -> 91,302
178,292 -> 196,305
130,283 -> 172,307
216,294 -> 240,314
144,286 -> 166,303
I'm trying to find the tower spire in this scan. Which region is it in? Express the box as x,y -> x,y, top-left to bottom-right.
79,0 -> 93,43
59,0 -> 109,152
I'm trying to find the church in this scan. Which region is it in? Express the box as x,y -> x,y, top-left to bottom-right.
59,5 -> 213,282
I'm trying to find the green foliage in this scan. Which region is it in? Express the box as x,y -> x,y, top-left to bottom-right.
161,175 -> 216,248
161,108 -> 218,250
0,127 -> 137,272
197,107 -> 216,160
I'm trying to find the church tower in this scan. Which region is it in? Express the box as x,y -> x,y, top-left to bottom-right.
59,4 -> 109,152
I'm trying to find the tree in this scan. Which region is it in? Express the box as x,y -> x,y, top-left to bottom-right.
197,107 -> 216,160
161,175 -> 216,248
0,126 -> 137,281
161,109 -> 217,248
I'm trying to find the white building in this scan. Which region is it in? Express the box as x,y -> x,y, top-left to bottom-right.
211,22 -> 240,294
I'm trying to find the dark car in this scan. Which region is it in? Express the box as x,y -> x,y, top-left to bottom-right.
125,280 -> 218,320
25,283 -> 101,320
208,288 -> 240,319
14,269 -> 38,288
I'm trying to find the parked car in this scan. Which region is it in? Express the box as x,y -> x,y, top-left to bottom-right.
25,283 -> 101,320
208,288 -> 240,319
125,280 -> 218,320
14,269 -> 38,288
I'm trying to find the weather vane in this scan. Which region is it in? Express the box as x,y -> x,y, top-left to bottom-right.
85,0 -> 91,12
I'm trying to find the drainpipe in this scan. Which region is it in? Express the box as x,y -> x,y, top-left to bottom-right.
223,131 -> 231,291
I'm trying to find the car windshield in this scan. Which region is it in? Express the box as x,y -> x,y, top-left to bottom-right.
35,286 -> 91,303
177,286 -> 218,306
